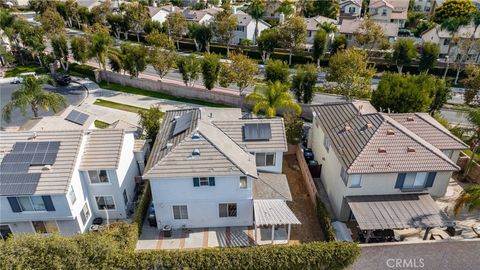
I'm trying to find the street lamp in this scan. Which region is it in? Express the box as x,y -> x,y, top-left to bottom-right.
443,55 -> 450,79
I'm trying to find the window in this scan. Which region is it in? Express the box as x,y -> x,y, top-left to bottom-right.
349,175 -> 362,188
32,221 -> 58,234
193,177 -> 215,187
308,31 -> 312,37
255,153 -> 276,167
395,172 -> 436,189
0,225 -> 12,240
442,149 -> 453,158
95,196 -> 116,210
80,203 -> 90,225
340,167 -> 348,185
443,39 -> 450,46
68,187 -> 76,205
348,7 -> 356,13
239,176 -> 248,189
18,196 -> 46,212
323,135 -> 331,152
236,26 -> 245,32
382,9 -> 387,16
88,170 -> 109,184
123,189 -> 128,206
200,177 -> 209,186
219,203 -> 237,217
173,205 -> 188,219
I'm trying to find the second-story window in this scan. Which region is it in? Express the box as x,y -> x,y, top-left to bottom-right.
80,203 -> 90,225
239,176 -> 248,189
88,170 -> 109,184
236,26 -> 245,32
193,177 -> 215,187
255,153 -> 276,167
349,7 -> 356,13
349,175 -> 362,188
382,9 -> 387,16
95,196 -> 116,210
68,186 -> 76,205
7,196 -> 55,213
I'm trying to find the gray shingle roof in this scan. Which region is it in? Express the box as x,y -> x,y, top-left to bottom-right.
312,102 -> 460,174
80,129 -> 125,170
253,173 -> 292,201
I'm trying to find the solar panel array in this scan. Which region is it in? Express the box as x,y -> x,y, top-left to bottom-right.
65,110 -> 89,125
0,141 -> 60,196
172,111 -> 193,137
243,123 -> 272,141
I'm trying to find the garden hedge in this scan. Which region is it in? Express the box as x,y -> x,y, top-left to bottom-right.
69,63 -> 96,79
132,180 -> 151,235
316,196 -> 337,242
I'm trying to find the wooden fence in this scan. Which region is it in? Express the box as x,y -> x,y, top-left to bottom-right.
295,145 -> 318,207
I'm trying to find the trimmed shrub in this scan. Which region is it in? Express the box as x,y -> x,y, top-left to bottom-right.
317,196 -> 336,242
69,63 -> 96,79
132,181 -> 151,235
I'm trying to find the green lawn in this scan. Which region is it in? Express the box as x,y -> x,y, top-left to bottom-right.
4,64 -> 46,77
93,99 -> 145,114
464,149 -> 480,163
98,81 -> 230,108
94,120 -> 110,129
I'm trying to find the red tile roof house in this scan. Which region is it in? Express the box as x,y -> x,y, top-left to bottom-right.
308,101 -> 468,240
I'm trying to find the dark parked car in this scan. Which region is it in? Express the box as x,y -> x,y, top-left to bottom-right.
55,74 -> 72,86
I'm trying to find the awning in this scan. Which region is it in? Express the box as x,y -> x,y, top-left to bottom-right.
254,199 -> 301,226
347,194 -> 453,230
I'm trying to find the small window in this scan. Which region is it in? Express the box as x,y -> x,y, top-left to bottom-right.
239,176 -> 248,189
323,135 -> 331,152
68,187 -> 77,205
308,31 -> 312,37
443,39 -> 450,46
80,203 -> 90,225
199,177 -> 209,186
442,149 -> 453,159
349,175 -> 362,188
219,203 -> 237,217
95,196 -> 116,210
88,170 -> 109,184
349,7 -> 356,13
32,221 -> 58,234
382,9 -> 387,16
123,189 -> 128,206
173,205 -> 188,219
236,26 -> 245,32
255,153 -> 276,166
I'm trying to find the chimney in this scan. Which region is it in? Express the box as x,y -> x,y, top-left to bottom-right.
378,147 -> 387,153
279,13 -> 285,25
407,147 -> 416,153
386,129 -> 395,135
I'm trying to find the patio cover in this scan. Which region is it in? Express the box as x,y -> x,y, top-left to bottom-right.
347,194 -> 453,230
254,199 -> 301,226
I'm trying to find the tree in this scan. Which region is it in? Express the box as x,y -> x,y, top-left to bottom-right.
149,48 -> 177,80
219,53 -> 258,95
291,64 -> 317,104
2,75 -> 67,122
138,105 -> 164,144
284,111 -> 304,145
64,0 -> 80,28
70,36 -> 89,64
246,0 -> 266,43
303,0 -> 339,19
19,24 -> 46,66
419,42 -> 439,73
454,184 -> 480,215
201,53 -> 222,90
90,0 -> 110,25
177,55 -> 202,86
165,12 -> 187,50
188,23 -> 213,52
353,18 -> 387,58
265,59 -> 290,83
391,38 -> 417,73
279,16 -> 307,65
28,0 -> 56,15
246,81 -> 301,118
51,34 -> 70,71
124,1 -> 149,42
331,34 -> 347,54
88,27 -> 114,71
463,108 -> 480,178
326,49 -> 375,99
312,28 -> 327,68
451,37 -> 477,84
441,17 -> 470,56
107,13 -> 124,39
145,30 -> 174,49
275,1 -> 295,17
462,65 -> 480,105
120,42 -> 148,78
257,28 -> 279,63
432,0 -> 477,24
144,19 -> 163,34
429,77 -> 451,114
212,9 -> 237,54
108,47 -> 124,74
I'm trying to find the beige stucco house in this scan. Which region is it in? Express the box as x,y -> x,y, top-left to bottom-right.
369,0 -> 409,28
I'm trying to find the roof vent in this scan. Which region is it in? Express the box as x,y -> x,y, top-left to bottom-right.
387,129 -> 395,135
42,165 -> 52,171
344,125 -> 352,132
378,148 -> 387,154
29,132 -> 37,140
366,123 -> 374,129
407,116 -> 415,122
192,148 -> 200,156
191,132 -> 201,139
407,147 -> 416,153
166,143 -> 173,150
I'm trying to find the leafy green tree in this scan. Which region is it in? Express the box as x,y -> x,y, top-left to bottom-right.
28,0 -> 56,14
441,17 -> 470,56
51,34 -> 70,71
462,108 -> 480,178
247,0 -> 266,43
429,77 -> 451,114
246,81 -> 301,118
326,49 -> 375,99
88,27 -> 114,71
108,47 -> 124,73
275,0 -> 295,16
391,38 -> 417,73
353,18 -> 387,58
257,28 -> 279,63
284,111 -> 304,145
419,42 -> 439,73
19,24 -> 46,66
177,55 -> 202,86
303,0 -> 339,19
279,16 -> 307,65
124,1 -> 149,42
2,75 -> 67,122
165,12 -> 187,50
312,28 -> 327,67
188,23 -> 213,52
291,64 -> 317,104
120,42 -> 147,77
70,36 -> 89,64
201,53 -> 221,90
138,105 -> 164,143
107,13 -> 124,39
433,0 -> 477,24
265,59 -> 290,83
212,9 -> 237,54
219,52 -> 258,95
144,19 -> 163,34
149,48 -> 177,80
454,184 -> 480,215
89,0 -> 110,25
331,34 -> 347,54
463,65 -> 480,105
64,0 -> 80,28
145,30 -> 174,49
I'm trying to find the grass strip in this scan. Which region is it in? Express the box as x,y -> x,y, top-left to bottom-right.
93,99 -> 144,114
94,120 -> 111,129
5,64 -> 46,77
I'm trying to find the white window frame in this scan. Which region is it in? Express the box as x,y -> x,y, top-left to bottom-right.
17,196 -> 46,212
255,153 -> 276,167
88,170 -> 110,184
172,205 -> 188,220
219,203 -> 237,218
80,203 -> 90,225
68,186 -> 77,205
32,220 -> 59,234
349,174 -> 362,188
239,176 -> 248,189
95,195 -> 116,211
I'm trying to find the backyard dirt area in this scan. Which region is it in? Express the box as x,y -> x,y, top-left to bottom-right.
283,154 -> 324,243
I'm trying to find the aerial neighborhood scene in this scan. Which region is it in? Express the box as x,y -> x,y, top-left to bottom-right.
1,0 -> 480,269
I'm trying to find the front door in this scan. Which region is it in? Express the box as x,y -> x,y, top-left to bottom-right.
0,225 -> 12,240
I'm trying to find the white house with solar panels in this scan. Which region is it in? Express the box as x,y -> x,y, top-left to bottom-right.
143,108 -> 300,244
0,127 -> 148,239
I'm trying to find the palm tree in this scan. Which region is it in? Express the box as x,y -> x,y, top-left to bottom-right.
2,75 -> 67,123
318,21 -> 338,51
247,0 -> 266,44
246,81 -> 301,118
454,184 -> 480,216
464,108 -> 480,177
441,17 -> 469,56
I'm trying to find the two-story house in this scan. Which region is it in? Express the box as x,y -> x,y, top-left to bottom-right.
340,18 -> 399,46
413,0 -> 433,13
143,108 -> 299,243
0,128 -> 146,238
232,10 -> 271,44
304,15 -> 338,48
308,102 -> 467,237
339,0 -> 362,23
369,0 -> 409,28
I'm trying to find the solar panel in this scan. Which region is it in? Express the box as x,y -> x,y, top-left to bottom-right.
12,142 -> 27,152
0,163 -> 30,173
243,123 -> 272,141
0,173 -> 41,196
172,112 -> 193,137
65,110 -> 89,125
